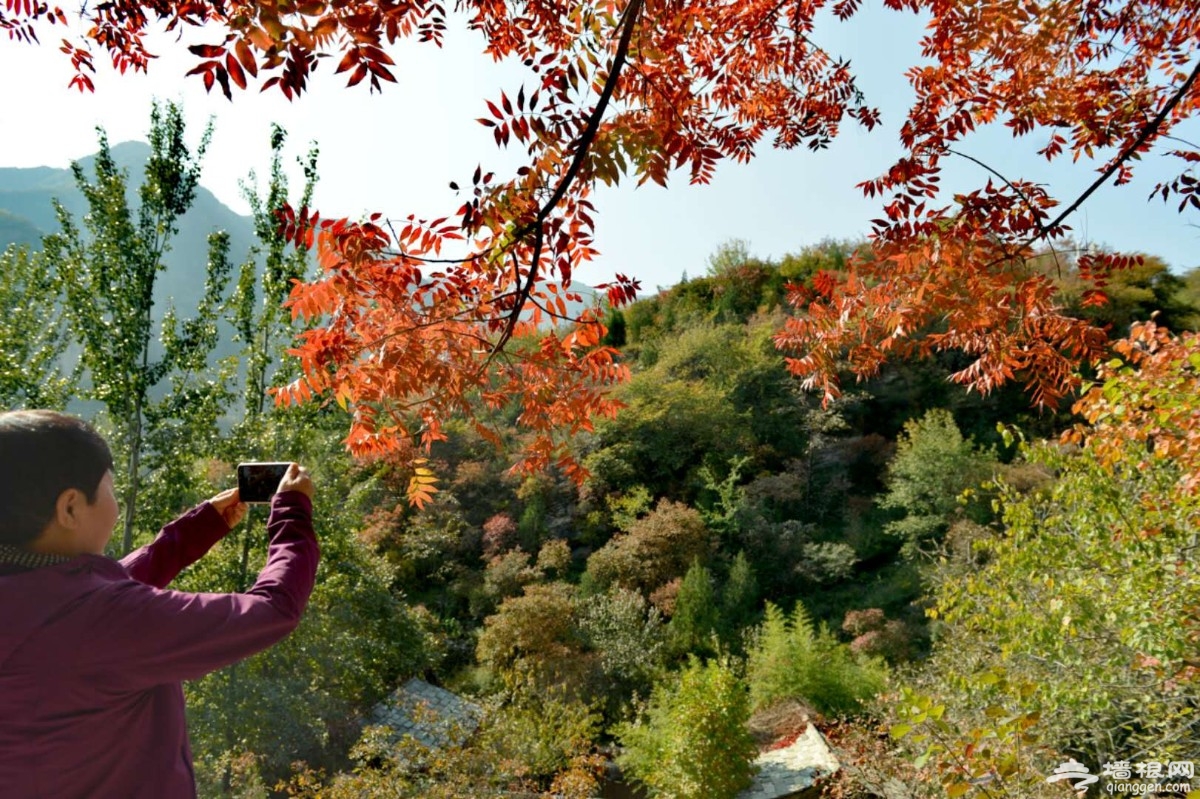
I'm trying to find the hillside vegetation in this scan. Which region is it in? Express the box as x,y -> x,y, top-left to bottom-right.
5,108 -> 1199,799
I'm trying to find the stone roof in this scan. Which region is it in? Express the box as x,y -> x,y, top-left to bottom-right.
369,677 -> 483,752
738,725 -> 841,799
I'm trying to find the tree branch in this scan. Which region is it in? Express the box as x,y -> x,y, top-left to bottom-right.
1039,59 -> 1200,239
491,0 -> 645,356
946,147 -> 1051,240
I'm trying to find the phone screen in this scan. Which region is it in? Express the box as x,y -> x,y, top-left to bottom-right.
236,462 -> 291,504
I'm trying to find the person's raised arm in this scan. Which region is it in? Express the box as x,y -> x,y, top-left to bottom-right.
84,465 -> 319,690
119,488 -> 247,589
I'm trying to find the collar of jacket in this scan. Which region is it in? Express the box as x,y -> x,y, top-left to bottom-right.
0,544 -> 71,571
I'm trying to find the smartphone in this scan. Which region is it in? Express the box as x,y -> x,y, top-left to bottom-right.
236,462 -> 292,504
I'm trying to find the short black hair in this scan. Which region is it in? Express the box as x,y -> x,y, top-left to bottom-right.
0,410 -> 114,546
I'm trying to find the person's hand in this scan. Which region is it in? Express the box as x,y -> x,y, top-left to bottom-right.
209,487 -> 248,530
277,463 -> 315,499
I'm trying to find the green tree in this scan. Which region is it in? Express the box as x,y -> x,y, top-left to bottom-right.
577,587 -> 667,712
902,435 -> 1200,773
668,559 -> 719,657
720,550 -> 759,646
746,601 -> 886,717
878,408 -> 998,559
210,121 -> 323,612
517,473 -> 551,553
617,657 -> 757,799
706,239 -> 753,277
602,307 -> 627,347
476,582 -> 583,684
42,100 -> 233,552
1180,265 -> 1200,328
0,245 -> 74,409
1051,250 -> 1199,334
583,323 -> 765,501
229,123 -> 319,420
776,239 -> 863,285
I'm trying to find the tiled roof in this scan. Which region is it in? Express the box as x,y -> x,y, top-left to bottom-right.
369,677 -> 483,751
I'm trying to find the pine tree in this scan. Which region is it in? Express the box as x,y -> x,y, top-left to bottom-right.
720,550 -> 760,648
668,559 -> 719,657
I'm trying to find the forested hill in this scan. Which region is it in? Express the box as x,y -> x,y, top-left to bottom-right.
303,240 -> 1200,796
606,240 -> 1200,442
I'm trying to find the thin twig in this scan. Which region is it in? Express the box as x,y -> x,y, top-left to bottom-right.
946,147 -> 1051,240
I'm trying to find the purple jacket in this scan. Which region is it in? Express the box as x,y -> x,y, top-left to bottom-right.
0,491 -> 319,798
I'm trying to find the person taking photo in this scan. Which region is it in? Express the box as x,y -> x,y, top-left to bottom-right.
0,409 -> 320,798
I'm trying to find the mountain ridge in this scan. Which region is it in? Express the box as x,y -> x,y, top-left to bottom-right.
0,140 -> 258,320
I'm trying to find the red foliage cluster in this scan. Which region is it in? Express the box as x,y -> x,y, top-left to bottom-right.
777,0 -> 1199,408
1067,320 -> 1200,494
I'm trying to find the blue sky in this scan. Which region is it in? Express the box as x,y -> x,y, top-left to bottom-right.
1,4 -> 1196,290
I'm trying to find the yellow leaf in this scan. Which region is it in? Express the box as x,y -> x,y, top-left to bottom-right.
945,782 -> 970,798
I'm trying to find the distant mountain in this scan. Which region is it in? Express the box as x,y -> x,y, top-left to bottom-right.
0,141 -> 258,322
0,209 -> 42,251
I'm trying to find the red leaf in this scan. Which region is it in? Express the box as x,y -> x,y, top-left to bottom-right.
225,52 -> 247,90
347,63 -> 368,87
188,43 -> 225,58
335,50 -> 357,74
235,39 -> 258,77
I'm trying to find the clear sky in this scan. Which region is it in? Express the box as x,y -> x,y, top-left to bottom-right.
2,5 -> 1197,291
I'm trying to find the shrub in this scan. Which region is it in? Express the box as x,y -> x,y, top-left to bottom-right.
617,657 -> 758,799
842,608 -> 913,662
897,427 -> 1200,776
577,587 -> 667,700
484,549 -> 536,592
476,582 -> 580,680
841,608 -> 887,637
648,577 -> 681,617
585,499 -> 713,596
477,688 -> 603,783
536,538 -> 572,577
746,601 -> 886,717
878,408 -> 998,559
794,540 -> 858,584
481,513 -> 519,558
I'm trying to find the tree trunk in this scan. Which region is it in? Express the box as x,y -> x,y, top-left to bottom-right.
121,403 -> 143,555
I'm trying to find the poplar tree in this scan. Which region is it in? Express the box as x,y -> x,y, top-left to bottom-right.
0,245 -> 74,409
43,100 -> 233,552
